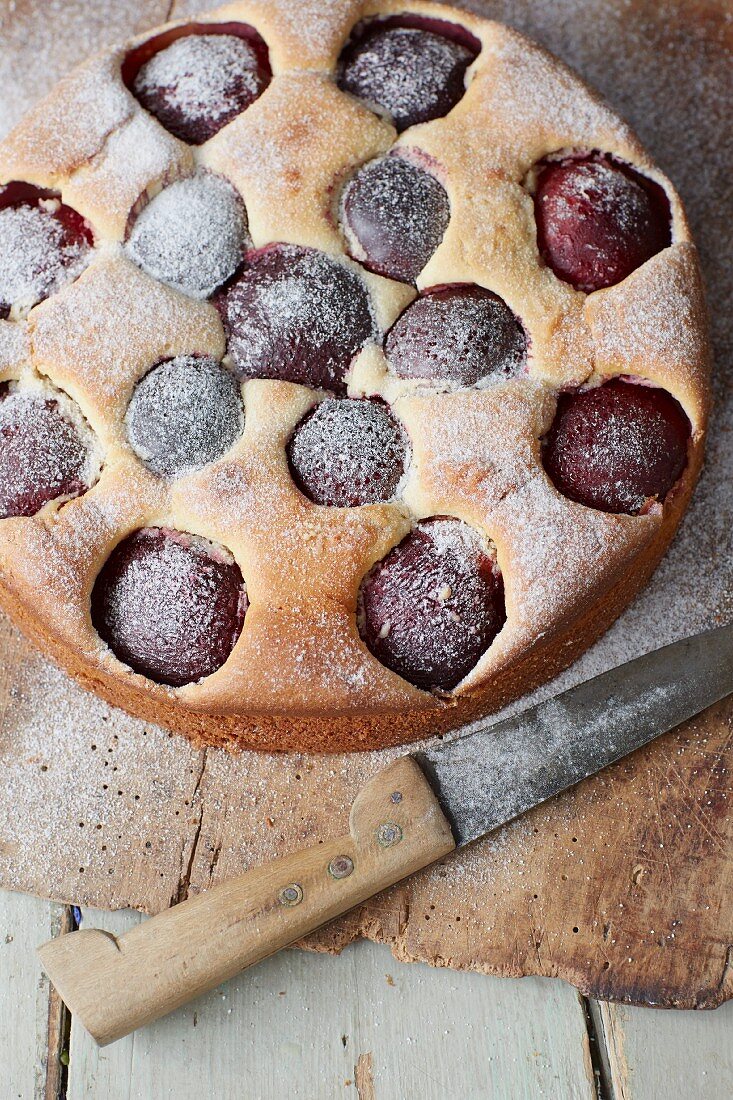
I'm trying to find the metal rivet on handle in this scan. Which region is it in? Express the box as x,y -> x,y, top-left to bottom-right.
377,822 -> 403,847
328,855 -> 354,880
278,883 -> 303,907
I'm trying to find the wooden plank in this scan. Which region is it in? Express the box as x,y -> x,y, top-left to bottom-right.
0,889 -> 65,1100
67,908 -> 595,1100
598,1000 -> 733,1100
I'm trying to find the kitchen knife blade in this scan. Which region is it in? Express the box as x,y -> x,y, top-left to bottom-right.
416,622 -> 733,845
38,623 -> 733,1046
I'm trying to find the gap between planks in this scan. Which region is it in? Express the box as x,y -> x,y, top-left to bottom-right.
44,906 -> 75,1100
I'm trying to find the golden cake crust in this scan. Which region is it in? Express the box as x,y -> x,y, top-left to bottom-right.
0,1 -> 710,752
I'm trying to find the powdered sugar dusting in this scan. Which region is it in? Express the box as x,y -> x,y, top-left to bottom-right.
202,598 -> 426,714
341,153 -> 450,282
168,0 -> 360,69
221,245 -> 376,391
288,397 -> 409,507
0,0 -> 714,728
4,465 -> 165,648
0,0 -> 726,978
133,34 -> 265,144
125,354 -> 244,479
480,28 -> 637,165
66,109 -> 192,234
489,472 -> 657,642
0,53 -> 135,178
0,643 -> 209,908
0,377 -> 100,517
543,381 -> 689,514
0,202 -> 91,317
587,243 -> 709,401
339,26 -> 473,132
386,286 -> 527,388
126,173 -> 250,298
29,254 -> 225,416
400,381 -> 549,519
360,517 -> 505,691
542,158 -> 644,221
92,527 -> 246,687
0,319 -> 29,372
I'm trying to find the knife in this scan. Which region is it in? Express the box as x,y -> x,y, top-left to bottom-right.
38,623 -> 733,1045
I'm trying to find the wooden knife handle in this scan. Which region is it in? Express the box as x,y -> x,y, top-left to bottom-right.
38,756 -> 455,1046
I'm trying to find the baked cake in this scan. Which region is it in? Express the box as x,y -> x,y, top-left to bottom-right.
0,1 -> 710,751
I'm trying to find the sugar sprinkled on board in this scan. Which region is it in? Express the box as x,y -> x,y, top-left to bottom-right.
0,1 -> 166,139
0,647 -> 210,905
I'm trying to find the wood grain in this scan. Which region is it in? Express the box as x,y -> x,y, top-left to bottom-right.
38,759 -> 455,1044
0,0 -> 730,1012
3,890 -> 732,1099
66,907 -> 599,1100
598,999 -> 733,1099
0,891 -> 63,1100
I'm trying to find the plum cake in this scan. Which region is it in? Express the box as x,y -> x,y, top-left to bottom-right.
0,2 -> 709,751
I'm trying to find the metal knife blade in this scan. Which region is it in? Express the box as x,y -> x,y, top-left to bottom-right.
415,623 -> 733,846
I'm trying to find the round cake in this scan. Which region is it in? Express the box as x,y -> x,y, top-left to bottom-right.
0,1 -> 710,752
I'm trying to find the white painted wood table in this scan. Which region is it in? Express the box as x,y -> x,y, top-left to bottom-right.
2,887 -> 732,1099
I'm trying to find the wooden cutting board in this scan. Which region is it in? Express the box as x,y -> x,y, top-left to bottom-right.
0,0 -> 730,1010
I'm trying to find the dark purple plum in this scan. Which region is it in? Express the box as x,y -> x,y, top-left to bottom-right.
542,379 -> 689,514
386,284 -> 526,386
359,517 -> 505,691
217,244 -> 375,393
341,154 -> 449,284
534,153 -> 671,292
0,386 -> 94,518
91,527 -> 247,686
130,30 -> 270,144
0,182 -> 93,318
337,19 -> 478,132
126,173 -> 249,299
288,398 -> 408,507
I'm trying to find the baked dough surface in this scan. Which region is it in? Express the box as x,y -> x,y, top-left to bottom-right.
0,1 -> 709,751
